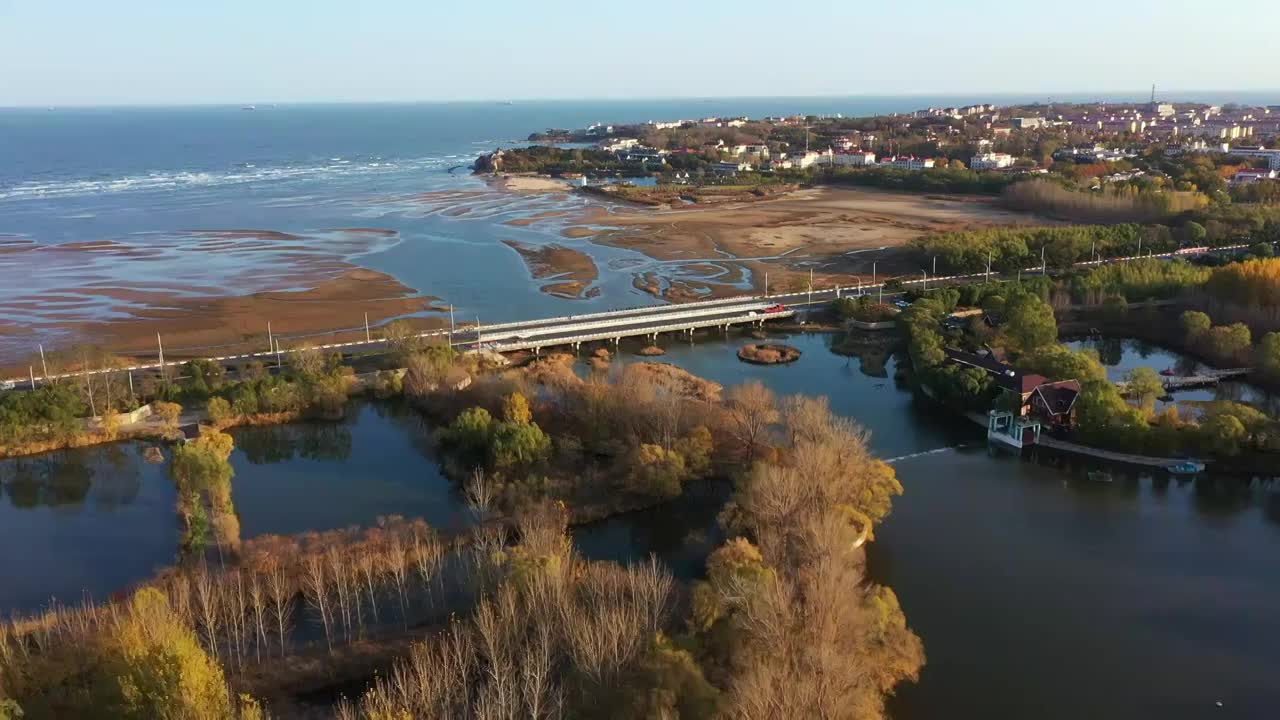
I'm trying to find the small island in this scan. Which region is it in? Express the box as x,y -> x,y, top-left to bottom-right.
738,343 -> 802,365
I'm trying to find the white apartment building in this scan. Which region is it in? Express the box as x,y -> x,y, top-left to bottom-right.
1228,146 -> 1280,169
970,152 -> 1015,170
789,150 -> 823,169
831,150 -> 877,167
599,138 -> 639,152
881,156 -> 935,170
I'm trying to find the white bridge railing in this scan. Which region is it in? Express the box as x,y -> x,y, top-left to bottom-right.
483,310 -> 797,352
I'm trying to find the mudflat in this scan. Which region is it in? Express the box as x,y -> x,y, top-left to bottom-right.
502,240 -> 600,299
575,186 -> 1050,298
1,269 -> 443,374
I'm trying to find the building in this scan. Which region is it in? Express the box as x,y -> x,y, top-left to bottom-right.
1231,168 -> 1279,184
881,156 -> 935,170
646,120 -> 684,130
713,161 -> 753,175
831,150 -> 877,167
1186,124 -> 1253,140
970,152 -> 1015,170
1011,117 -> 1045,129
789,150 -> 823,169
621,149 -> 669,165
725,143 -> 769,158
945,348 -> 1081,429
1229,146 -> 1280,169
1027,380 -> 1082,430
598,138 -> 639,152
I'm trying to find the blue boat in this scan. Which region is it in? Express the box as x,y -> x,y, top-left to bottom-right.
1167,461 -> 1205,475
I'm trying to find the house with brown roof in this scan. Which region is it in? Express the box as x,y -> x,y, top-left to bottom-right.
945,348 -> 1081,428
1028,380 -> 1082,430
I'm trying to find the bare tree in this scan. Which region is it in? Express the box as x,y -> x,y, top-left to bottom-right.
192,564 -> 222,661
384,532 -> 409,627
411,530 -> 444,611
249,571 -> 269,663
265,559 -> 294,656
466,468 -> 497,520
726,381 -> 780,464
302,555 -> 334,653
356,550 -> 382,626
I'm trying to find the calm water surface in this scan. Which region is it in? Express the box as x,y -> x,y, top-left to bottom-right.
2,335 -> 1277,718
1068,336 -> 1279,416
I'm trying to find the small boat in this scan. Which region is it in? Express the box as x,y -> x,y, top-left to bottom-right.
1159,367 -> 1176,376
1167,460 -> 1205,475
1087,470 -> 1114,483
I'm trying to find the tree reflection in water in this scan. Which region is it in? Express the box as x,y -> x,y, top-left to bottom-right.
0,445 -> 142,510
234,422 -> 354,464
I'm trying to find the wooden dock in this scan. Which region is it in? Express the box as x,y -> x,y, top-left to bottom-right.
964,412 -> 1198,469
1036,436 -> 1190,468
1115,368 -> 1251,393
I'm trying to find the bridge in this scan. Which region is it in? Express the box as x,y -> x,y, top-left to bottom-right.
3,239 -> 1262,389
3,287 -> 854,388
1115,368 -> 1253,393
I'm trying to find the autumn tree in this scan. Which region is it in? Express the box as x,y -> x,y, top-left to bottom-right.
153,401 -> 182,429
1123,367 -> 1165,412
1180,310 -> 1211,341
101,588 -> 235,719
725,382 -> 779,465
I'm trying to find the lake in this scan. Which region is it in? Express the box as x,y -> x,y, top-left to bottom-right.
1,333 -> 1278,718
1068,336 -> 1279,416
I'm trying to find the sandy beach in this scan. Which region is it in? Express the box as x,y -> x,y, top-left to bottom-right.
497,175 -> 574,193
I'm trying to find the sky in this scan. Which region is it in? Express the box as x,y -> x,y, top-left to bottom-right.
2,0 -> 1278,107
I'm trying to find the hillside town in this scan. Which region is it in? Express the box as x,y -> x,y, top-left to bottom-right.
508,96 -> 1280,192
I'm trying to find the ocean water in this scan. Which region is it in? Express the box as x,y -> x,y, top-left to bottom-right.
3,94 -> 1278,360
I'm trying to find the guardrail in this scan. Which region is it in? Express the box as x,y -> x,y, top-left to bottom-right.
482,310 -> 798,352
481,301 -> 774,341
474,293 -> 770,333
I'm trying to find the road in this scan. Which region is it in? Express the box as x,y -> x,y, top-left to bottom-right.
2,241 -> 1262,389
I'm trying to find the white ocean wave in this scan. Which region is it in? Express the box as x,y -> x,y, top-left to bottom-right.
0,155 -> 458,201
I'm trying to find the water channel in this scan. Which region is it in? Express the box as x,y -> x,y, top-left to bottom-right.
1,333 -> 1277,718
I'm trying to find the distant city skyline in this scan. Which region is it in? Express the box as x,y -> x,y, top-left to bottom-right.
2,0 -> 1278,107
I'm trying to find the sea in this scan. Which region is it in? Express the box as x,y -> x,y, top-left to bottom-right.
2,92 -> 1278,360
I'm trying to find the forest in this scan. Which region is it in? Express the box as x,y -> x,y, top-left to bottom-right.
0,351 -> 924,719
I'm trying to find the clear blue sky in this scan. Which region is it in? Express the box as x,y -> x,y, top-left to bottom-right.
2,0 -> 1277,106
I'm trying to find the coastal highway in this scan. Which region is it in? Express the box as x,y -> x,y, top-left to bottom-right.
1,240 -> 1262,389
